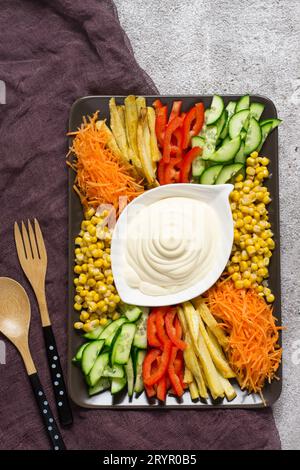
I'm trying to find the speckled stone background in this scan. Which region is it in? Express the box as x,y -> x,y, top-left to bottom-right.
114,0 -> 300,450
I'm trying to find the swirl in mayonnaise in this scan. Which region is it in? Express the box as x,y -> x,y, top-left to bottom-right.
124,197 -> 219,295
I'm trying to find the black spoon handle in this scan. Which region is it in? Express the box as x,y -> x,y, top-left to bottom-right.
28,373 -> 66,450
43,325 -> 73,426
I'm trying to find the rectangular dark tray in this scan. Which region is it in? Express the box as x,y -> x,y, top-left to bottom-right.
68,95 -> 282,408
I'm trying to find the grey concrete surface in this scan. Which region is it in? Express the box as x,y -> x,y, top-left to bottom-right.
114,0 -> 300,450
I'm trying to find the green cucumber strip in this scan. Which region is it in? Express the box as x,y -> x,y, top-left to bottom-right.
88,352 -> 110,387
81,339 -> 104,376
228,110 -> 250,139
215,163 -> 244,184
244,117 -> 262,155
133,308 -> 148,349
220,102 -> 236,140
192,156 -> 206,178
208,136 -> 241,163
202,125 -> 218,160
99,317 -> 127,347
216,110 -> 228,138
249,102 -> 265,121
259,118 -> 282,130
134,350 -> 146,394
234,142 -> 246,164
205,95 -> 224,125
236,95 -> 250,112
102,364 -> 124,378
83,324 -> 106,340
88,377 -> 110,396
200,164 -> 223,185
111,377 -> 127,395
191,135 -> 205,147
112,323 -> 136,365
257,122 -> 273,152
73,342 -> 89,364
124,306 -> 142,322
125,355 -> 135,397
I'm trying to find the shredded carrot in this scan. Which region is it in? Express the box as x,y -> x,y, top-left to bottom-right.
67,111 -> 144,213
206,279 -> 282,394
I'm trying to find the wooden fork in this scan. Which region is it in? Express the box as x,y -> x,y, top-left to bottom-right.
14,219 -> 73,426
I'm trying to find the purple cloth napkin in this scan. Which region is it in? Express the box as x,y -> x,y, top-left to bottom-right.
0,0 -> 281,450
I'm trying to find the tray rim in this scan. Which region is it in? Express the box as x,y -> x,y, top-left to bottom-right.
67,94 -> 282,409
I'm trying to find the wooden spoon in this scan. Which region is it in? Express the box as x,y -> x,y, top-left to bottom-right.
0,277 -> 66,450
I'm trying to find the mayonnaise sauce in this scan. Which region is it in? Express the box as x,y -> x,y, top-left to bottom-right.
124,196 -> 220,296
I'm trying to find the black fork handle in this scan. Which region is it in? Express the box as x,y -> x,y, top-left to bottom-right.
28,373 -> 66,450
43,325 -> 73,426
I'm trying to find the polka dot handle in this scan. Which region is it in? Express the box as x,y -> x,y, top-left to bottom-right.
28,373 -> 66,450
43,326 -> 73,426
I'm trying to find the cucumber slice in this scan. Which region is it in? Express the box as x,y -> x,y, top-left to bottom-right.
191,135 -> 205,147
125,355 -> 134,397
205,95 -> 224,125
257,122 -> 273,152
208,136 -> 241,163
259,118 -> 282,130
133,308 -> 148,349
192,157 -> 206,178
72,342 -> 89,364
83,324 -> 106,340
220,102 -> 236,140
88,377 -> 110,396
215,163 -> 244,184
226,101 -> 237,115
200,164 -> 223,185
236,95 -> 250,112
202,125 -> 218,160
102,364 -> 124,378
111,377 -> 127,395
249,102 -> 265,121
134,350 -> 146,394
81,339 -> 104,376
240,130 -> 247,140
111,323 -> 136,365
99,317 -> 127,347
234,142 -> 246,164
88,352 -> 110,387
216,110 -> 227,138
222,135 -> 231,146
124,306 -> 142,322
228,110 -> 250,139
244,117 -> 262,155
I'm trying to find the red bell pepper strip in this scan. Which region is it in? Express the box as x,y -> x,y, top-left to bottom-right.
182,103 -> 205,149
143,349 -> 161,386
145,384 -> 156,398
180,146 -> 202,183
165,308 -> 187,350
155,105 -> 168,147
144,354 -> 159,397
147,310 -> 161,348
162,116 -> 182,163
156,308 -> 169,345
168,100 -> 182,123
157,159 -> 165,185
157,374 -> 167,402
152,99 -> 163,110
164,157 -> 182,184
170,128 -> 183,157
143,341 -> 172,386
168,346 -> 184,397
